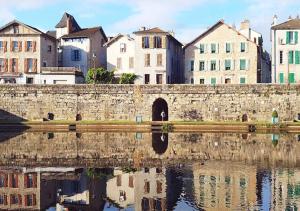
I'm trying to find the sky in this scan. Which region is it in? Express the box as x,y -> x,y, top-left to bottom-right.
0,0 -> 300,51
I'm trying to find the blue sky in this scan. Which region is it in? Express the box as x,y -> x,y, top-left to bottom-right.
1,0 -> 300,50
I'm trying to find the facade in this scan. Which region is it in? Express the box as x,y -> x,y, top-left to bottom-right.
184,20 -> 271,85
55,13 -> 108,77
0,20 -> 57,84
106,27 -> 183,84
271,16 -> 300,84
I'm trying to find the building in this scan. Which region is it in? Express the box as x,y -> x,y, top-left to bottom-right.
271,16 -> 300,84
54,12 -> 108,77
184,20 -> 271,85
106,27 -> 183,84
0,20 -> 57,84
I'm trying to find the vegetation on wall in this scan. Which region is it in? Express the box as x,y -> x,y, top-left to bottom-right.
86,68 -> 115,84
119,73 -> 138,84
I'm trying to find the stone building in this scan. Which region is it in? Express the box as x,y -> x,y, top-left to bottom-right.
271,16 -> 300,84
184,20 -> 271,84
0,20 -> 57,84
54,12 -> 108,77
106,27 -> 183,84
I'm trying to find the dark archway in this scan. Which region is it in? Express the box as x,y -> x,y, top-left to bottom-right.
152,98 -> 168,121
152,133 -> 168,155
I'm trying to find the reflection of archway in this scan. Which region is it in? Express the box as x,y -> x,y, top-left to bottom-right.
242,114 -> 248,122
152,133 -> 168,155
152,98 -> 168,121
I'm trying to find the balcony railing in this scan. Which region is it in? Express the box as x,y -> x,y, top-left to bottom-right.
41,67 -> 83,75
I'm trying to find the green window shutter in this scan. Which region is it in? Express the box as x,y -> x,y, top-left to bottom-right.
289,73 -> 295,83
295,32 -> 299,44
296,51 -> 300,64
279,73 -> 284,84
289,51 -> 294,64
211,78 -> 216,84
240,77 -> 246,84
286,31 -> 290,44
240,59 -> 246,70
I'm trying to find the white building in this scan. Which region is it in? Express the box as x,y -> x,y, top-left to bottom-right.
271,16 -> 300,84
106,27 -> 183,84
54,13 -> 108,78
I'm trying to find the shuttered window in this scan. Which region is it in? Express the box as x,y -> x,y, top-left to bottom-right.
157,54 -> 163,66
145,54 -> 150,67
295,51 -> 300,64
289,51 -> 294,64
279,73 -> 284,84
289,73 -> 295,83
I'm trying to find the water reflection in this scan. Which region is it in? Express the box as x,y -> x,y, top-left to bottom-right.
152,133 -> 168,155
0,162 -> 300,210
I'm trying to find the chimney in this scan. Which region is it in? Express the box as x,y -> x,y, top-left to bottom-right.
272,15 -> 278,26
240,20 -> 250,30
297,15 -> 300,19
139,26 -> 146,31
288,15 -> 293,21
168,30 -> 175,37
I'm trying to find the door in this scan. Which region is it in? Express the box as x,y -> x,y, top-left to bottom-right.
156,74 -> 163,84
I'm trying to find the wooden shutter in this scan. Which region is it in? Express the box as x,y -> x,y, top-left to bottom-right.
162,36 -> 166,49
150,36 -> 154,48
24,59 -> 28,73
4,59 -> 8,72
4,41 -> 7,52
4,195 -> 7,205
33,173 -> 37,188
10,41 -> 13,52
32,194 -> 36,206
18,41 -> 22,52
33,41 -> 36,52
33,59 -> 37,72
25,41 -> 28,52
18,194 -> 22,205
15,59 -> 18,73
24,195 -> 28,206
24,174 -> 28,188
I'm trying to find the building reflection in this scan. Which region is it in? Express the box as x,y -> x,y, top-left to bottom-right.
152,133 -> 168,155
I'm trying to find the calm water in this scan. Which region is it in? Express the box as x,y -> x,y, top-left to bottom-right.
0,131 -> 300,211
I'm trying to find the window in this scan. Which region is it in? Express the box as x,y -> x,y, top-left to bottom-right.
211,78 -> 216,84
156,74 -> 163,84
240,77 -> 246,84
10,195 -> 19,205
117,58 -> 122,69
241,42 -> 246,52
157,181 -> 162,194
120,43 -> 126,52
0,175 -> 5,187
279,73 -> 284,84
129,57 -> 134,69
200,44 -> 205,54
280,51 -> 283,64
0,41 -> 3,51
199,61 -> 205,71
190,60 -> 194,71
144,181 -> 150,194
240,59 -> 246,70
145,54 -> 150,67
13,26 -> 19,34
11,174 -> 18,188
12,41 -> 18,52
47,45 -> 52,52
71,50 -> 81,61
129,176 -> 134,188
0,195 -> 3,204
154,36 -> 162,48
157,54 -> 163,66
296,51 -> 300,64
11,58 -> 17,72
25,194 -> 36,206
226,43 -> 231,53
117,175 -> 122,186
43,61 -> 47,67
142,37 -> 150,48
0,59 -> 5,72
27,58 -> 33,72
200,78 -> 205,84
225,59 -> 231,70
225,78 -> 231,84
210,60 -> 216,71
289,73 -> 295,83
289,51 -> 294,64
26,77 -> 34,84
286,31 -> 298,44
26,41 -> 33,51
211,43 -> 216,53
145,74 -> 150,84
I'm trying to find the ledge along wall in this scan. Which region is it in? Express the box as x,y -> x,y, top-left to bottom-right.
0,84 -> 299,122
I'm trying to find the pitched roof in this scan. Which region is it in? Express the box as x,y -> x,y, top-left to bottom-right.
46,30 -> 56,39
271,18 -> 300,30
0,20 -> 57,41
104,34 -> 134,47
133,27 -> 168,34
61,27 -> 107,41
184,20 -> 258,49
55,12 -> 81,31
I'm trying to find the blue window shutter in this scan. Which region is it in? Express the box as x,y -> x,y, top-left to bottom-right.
286,31 -> 290,44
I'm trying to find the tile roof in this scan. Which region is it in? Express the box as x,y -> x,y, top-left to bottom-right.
46,30 -> 56,39
61,27 -> 102,39
271,18 -> 300,30
133,27 -> 167,34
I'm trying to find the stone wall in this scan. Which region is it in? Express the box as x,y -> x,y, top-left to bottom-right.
0,84 -> 299,122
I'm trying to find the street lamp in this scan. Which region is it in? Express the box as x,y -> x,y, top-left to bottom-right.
92,53 -> 96,84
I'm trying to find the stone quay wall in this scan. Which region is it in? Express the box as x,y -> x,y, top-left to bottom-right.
0,84 -> 299,122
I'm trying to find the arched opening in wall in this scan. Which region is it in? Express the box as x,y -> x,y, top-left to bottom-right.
152,133 -> 168,155
76,114 -> 82,121
152,98 -> 168,121
225,78 -> 231,84
48,113 -> 54,121
242,114 -> 248,122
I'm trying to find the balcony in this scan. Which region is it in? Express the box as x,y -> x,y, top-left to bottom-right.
41,67 -> 83,76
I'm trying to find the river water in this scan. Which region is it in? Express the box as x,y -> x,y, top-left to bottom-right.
0,131 -> 299,211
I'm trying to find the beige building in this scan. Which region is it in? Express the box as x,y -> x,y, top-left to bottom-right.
0,20 -> 57,84
271,16 -> 300,84
105,27 -> 183,84
184,20 -> 271,85
193,162 -> 257,210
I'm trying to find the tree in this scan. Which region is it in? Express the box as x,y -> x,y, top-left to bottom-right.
119,73 -> 138,84
86,68 -> 114,84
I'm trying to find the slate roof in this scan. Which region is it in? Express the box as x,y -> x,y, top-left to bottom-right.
46,30 -> 56,39
271,18 -> 300,30
55,12 -> 81,31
